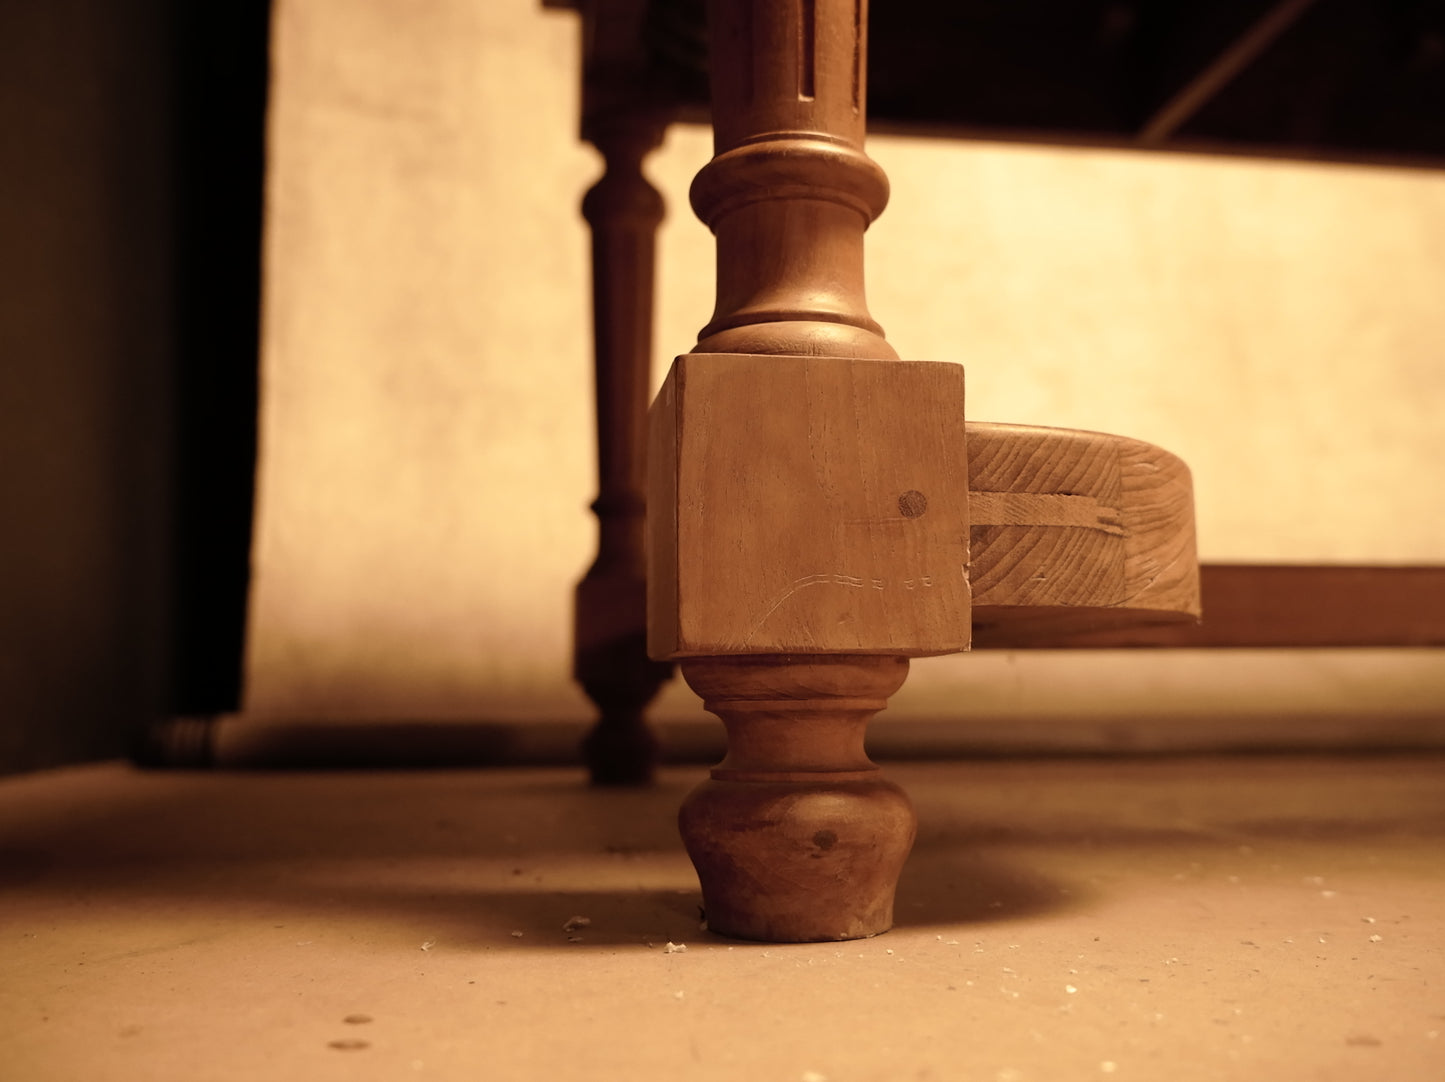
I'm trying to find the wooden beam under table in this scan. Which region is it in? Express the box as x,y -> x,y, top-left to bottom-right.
989,564 -> 1445,649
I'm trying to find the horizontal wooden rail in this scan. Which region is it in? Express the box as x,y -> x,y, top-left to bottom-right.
997,564 -> 1445,648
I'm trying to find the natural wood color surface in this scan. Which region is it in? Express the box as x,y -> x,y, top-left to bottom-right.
644,0 -> 1202,942
966,422 -> 1201,647
677,654 -> 916,941
1054,564 -> 1445,648
649,406 -> 1202,659
647,353 -> 971,659
689,0 -> 895,358
649,0 -> 937,942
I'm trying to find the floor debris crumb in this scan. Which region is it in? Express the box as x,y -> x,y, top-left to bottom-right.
420,940 -> 436,951
663,942 -> 687,954
562,916 -> 590,933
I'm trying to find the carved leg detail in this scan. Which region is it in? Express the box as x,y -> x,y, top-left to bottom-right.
678,654 -> 916,942
646,0 -> 963,938
574,113 -> 674,785
634,0 -> 1199,942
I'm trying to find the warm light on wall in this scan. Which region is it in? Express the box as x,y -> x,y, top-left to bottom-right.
244,0 -> 1444,728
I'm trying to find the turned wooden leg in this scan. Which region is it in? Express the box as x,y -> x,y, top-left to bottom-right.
647,349 -> 968,940
678,654 -> 916,941
641,0 -> 969,937
574,112 -> 674,785
639,0 -> 1201,939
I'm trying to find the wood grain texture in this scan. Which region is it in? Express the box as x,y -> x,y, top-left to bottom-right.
641,0 -> 1205,945
651,0 -> 933,943
689,0 -> 893,358
1049,564 -> 1445,648
966,422 -> 1201,647
647,352 -> 971,660
677,654 -> 916,941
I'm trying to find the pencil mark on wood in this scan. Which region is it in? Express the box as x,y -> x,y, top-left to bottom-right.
742,569 -> 940,644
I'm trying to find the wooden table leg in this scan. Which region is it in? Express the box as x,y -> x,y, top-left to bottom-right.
647,0 -> 972,937
646,0 -> 1198,937
575,108 -> 675,785
678,654 -> 917,942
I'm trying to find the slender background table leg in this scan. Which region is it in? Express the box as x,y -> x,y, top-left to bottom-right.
575,108 -> 674,785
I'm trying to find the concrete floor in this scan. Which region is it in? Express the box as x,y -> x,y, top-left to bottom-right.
2,756 -> 1442,1081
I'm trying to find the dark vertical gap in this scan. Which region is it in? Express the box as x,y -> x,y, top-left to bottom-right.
167,0 -> 272,716
741,0 -> 755,106
110,0 -> 177,762
800,0 -> 816,100
0,0 -> 176,773
852,0 -> 862,113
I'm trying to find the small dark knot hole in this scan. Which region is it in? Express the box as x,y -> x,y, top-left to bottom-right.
898,490 -> 928,518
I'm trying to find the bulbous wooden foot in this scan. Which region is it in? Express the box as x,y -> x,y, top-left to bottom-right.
677,654 -> 916,942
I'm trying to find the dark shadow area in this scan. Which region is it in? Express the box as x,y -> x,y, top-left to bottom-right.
0,0 -> 270,776
0,770 -> 697,862
4,757 -> 1444,950
168,0 -> 272,718
0,766 -> 1088,945
640,0 -> 1445,164
895,846 -> 1090,929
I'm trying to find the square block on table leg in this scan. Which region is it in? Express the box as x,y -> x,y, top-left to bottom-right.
648,353 -> 971,659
